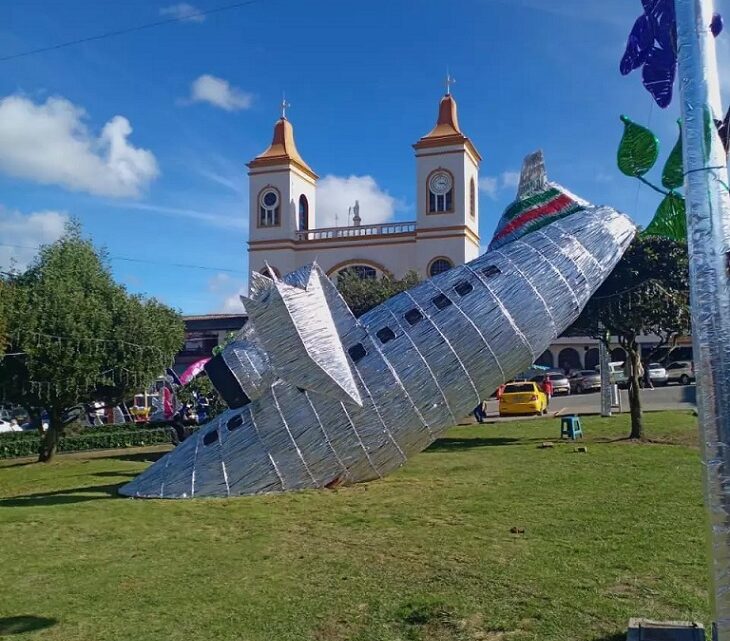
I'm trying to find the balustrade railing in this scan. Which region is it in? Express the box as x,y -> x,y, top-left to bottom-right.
295,221 -> 416,241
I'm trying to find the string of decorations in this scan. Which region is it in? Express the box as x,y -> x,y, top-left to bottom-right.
0,366 -> 159,403
7,329 -> 167,359
592,277 -> 688,301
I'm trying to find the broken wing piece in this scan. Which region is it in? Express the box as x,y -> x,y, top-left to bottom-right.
242,266 -> 363,406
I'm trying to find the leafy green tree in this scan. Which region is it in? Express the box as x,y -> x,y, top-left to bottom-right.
176,372 -> 226,421
0,221 -> 184,461
0,280 -> 9,358
570,235 -> 690,439
337,269 -> 421,318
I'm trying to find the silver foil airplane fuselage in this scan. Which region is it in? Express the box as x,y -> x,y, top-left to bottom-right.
120,208 -> 635,499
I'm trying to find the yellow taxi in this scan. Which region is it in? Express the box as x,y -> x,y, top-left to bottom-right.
498,381 -> 548,417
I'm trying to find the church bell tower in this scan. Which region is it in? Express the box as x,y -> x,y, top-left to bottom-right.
413,81 -> 481,275
247,103 -> 318,258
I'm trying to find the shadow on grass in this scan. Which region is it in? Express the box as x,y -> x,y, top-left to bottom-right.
95,450 -> 168,464
0,459 -> 39,470
0,482 -> 124,507
92,470 -> 136,479
426,437 -> 523,451
0,615 -> 57,635
590,634 -> 625,641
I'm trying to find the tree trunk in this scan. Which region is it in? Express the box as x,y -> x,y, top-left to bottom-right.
627,347 -> 644,440
38,411 -> 62,462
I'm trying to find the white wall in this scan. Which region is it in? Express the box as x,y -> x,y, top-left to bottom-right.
248,164 -> 316,243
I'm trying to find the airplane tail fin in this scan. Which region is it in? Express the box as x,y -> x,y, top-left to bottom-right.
488,150 -> 588,251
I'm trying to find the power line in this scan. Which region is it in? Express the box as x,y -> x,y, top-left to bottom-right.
0,242 -> 246,275
0,0 -> 262,63
110,256 -> 246,275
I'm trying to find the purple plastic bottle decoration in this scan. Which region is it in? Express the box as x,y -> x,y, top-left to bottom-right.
621,0 -> 721,108
711,13 -> 723,37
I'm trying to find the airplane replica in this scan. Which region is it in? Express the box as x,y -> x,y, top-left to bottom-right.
120,151 -> 636,499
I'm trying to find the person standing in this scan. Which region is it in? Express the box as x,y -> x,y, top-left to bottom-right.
541,376 -> 554,408
473,399 -> 488,424
643,363 -> 654,390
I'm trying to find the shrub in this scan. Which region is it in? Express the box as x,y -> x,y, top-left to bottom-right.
0,427 -> 173,459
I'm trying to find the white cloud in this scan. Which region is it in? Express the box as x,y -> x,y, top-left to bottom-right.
0,207 -> 68,272
220,291 -> 247,313
0,94 -> 158,198
160,3 -> 205,22
478,176 -> 498,198
110,201 -> 248,230
316,175 -> 399,227
207,272 -> 247,313
188,75 -> 253,111
207,272 -> 232,292
715,32 -> 730,104
478,171 -> 520,199
501,171 -> 521,188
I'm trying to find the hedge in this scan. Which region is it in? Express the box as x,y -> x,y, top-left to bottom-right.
0,427 -> 173,459
0,421 -> 172,442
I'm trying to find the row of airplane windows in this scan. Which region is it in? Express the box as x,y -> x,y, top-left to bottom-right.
199,263 -> 505,449
347,263 -> 503,365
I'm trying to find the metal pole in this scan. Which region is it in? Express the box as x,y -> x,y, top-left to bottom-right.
599,333 -> 612,417
675,0 -> 730,635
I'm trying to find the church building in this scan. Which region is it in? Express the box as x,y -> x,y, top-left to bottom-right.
247,88 -> 481,282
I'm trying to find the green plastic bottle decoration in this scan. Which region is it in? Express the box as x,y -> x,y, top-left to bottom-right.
643,192 -> 687,241
661,121 -> 684,190
617,115 -> 659,177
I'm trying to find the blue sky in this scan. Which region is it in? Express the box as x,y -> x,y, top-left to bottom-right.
0,0 -> 728,314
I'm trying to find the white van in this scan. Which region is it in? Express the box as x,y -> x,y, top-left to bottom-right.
595,361 -> 628,387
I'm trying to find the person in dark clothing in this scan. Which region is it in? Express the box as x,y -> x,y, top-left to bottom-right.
473,400 -> 488,423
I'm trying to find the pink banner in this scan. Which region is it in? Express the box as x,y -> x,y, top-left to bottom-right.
179,357 -> 211,386
162,387 -> 174,420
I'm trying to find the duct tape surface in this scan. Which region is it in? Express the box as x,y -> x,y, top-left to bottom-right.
675,0 -> 730,634
120,154 -> 636,499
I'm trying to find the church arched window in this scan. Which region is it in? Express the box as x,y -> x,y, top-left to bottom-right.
298,195 -> 309,231
429,257 -> 454,277
338,265 -> 377,281
258,187 -> 280,227
427,169 -> 454,213
469,178 -> 476,218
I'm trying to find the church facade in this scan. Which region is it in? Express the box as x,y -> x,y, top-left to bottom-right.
246,90 -> 481,282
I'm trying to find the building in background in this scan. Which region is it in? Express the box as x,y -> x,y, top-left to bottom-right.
174,314 -> 246,374
535,334 -> 694,372
247,88 -> 480,282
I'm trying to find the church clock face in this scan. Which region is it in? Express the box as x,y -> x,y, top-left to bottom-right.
429,171 -> 452,195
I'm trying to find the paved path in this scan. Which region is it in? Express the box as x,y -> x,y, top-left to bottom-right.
474,383 -> 696,423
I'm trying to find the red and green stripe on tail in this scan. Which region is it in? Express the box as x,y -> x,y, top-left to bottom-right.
489,186 -> 584,250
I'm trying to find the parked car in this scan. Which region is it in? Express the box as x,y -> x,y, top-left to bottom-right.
499,382 -> 548,416
595,361 -> 628,387
665,361 -> 695,385
645,362 -> 669,386
569,370 -> 601,393
531,373 -> 571,395
0,418 -> 22,433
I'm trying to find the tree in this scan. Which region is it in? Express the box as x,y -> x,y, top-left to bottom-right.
337,270 -> 420,318
176,373 -> 226,421
0,221 -> 185,461
0,280 -> 9,358
571,235 -> 690,439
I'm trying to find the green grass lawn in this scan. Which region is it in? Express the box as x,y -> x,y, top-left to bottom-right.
0,411 -> 710,641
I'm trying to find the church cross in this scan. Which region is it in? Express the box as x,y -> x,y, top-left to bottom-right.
445,72 -> 455,95
281,94 -> 291,119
